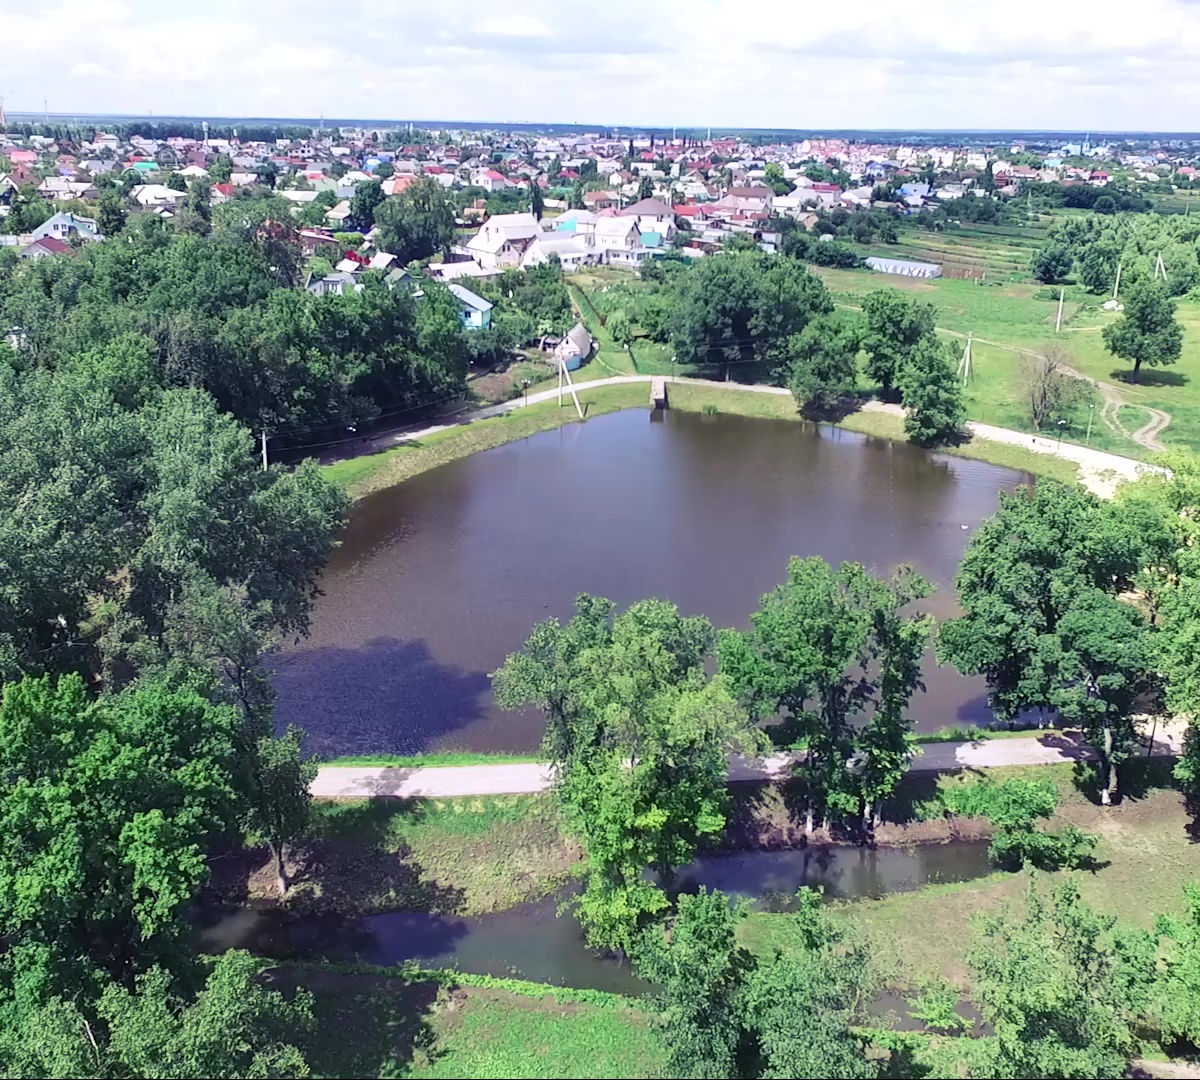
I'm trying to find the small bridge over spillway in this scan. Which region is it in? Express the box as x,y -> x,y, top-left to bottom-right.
650,377 -> 668,409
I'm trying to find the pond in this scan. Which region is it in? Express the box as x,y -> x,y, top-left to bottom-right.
199,839 -> 993,994
275,408 -> 1032,757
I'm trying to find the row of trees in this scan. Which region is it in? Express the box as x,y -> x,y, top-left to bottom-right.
1032,209 -> 1200,297
492,557 -> 937,949
494,456 -> 1200,953
658,253 -> 964,445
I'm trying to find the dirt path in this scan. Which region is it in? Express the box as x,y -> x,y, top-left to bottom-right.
941,329 -> 1172,453
832,296 -> 1171,454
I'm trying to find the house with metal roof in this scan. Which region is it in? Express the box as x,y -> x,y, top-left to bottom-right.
447,283 -> 493,330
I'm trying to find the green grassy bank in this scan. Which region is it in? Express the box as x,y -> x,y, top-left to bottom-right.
273,963 -> 663,1080
322,379 -> 1082,502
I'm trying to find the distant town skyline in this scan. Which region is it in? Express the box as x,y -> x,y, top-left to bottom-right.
4,0 -> 1200,132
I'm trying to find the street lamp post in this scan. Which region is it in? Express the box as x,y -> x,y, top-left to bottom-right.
1057,418 -> 1067,447
523,379 -> 531,407
1085,403 -> 1095,446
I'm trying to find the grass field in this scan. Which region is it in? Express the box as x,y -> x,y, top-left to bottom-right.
225,795 -> 580,916
812,262 -> 1200,457
285,966 -> 663,1080
741,762 -> 1200,988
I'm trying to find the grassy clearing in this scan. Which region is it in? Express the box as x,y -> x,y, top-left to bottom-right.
321,752 -> 540,768
224,794 -> 581,916
413,989 -> 660,1079
282,965 -> 662,1080
814,254 -> 1200,457
741,762 -> 1200,987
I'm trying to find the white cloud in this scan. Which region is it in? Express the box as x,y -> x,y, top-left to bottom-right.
472,15 -> 552,37
0,0 -> 1198,130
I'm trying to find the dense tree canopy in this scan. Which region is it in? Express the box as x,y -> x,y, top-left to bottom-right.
373,177 -> 456,264
939,481 -> 1158,801
670,251 -> 833,378
719,558 -> 933,832
0,204 -> 469,434
860,288 -> 938,400
898,333 -> 965,447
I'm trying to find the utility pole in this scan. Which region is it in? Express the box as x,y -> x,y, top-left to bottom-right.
1112,259 -> 1123,300
956,332 -> 973,385
1056,286 -> 1065,333
260,431 -> 269,471
1155,251 -> 1168,281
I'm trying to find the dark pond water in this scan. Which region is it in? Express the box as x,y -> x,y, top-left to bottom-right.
275,408 -> 1032,757
199,840 -> 992,993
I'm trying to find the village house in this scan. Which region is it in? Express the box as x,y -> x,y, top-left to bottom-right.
521,234 -> 594,273
465,212 -> 540,269
31,210 -> 101,242
447,283 -> 494,330
617,197 -> 677,244
471,169 -> 511,193
19,236 -> 75,260
554,323 -> 593,371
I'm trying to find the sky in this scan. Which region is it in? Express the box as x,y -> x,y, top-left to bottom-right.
3,0 -> 1200,132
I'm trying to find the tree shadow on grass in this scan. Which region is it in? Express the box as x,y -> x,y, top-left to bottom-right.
290,798 -> 467,917
207,798 -> 467,917
271,967 -> 445,1079
1070,756 -> 1178,807
1110,367 -> 1189,388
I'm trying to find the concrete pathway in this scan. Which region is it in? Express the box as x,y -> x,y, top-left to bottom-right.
323,374 -> 1158,499
311,722 -> 1186,800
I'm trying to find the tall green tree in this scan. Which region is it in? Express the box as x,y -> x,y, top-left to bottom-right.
968,878 -> 1147,1079
96,189 -> 127,237
635,889 -> 754,1080
530,183 -> 545,221
1102,279 -> 1184,382
347,178 -> 384,231
373,177 -> 455,262
898,333 -> 964,447
0,674 -> 241,987
719,559 -> 932,834
860,289 -> 937,400
785,311 -> 863,417
1153,884 -> 1200,1047
939,482 -> 1143,723
243,726 -> 317,897
493,597 -> 759,949
1051,589 -> 1150,804
671,252 -> 833,379
208,154 -> 233,183
1032,243 -> 1073,284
